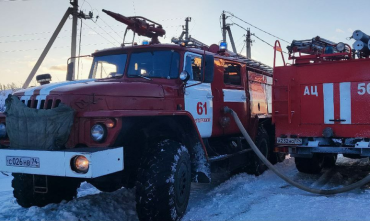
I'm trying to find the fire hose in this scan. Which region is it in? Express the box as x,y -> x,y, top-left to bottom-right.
224,106 -> 370,194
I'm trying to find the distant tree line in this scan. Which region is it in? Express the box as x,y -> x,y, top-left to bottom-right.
0,83 -> 21,91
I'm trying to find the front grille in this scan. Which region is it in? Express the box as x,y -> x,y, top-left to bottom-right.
19,97 -> 61,109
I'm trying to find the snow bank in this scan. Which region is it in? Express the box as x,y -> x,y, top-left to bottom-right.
0,177 -> 138,221
184,156 -> 370,221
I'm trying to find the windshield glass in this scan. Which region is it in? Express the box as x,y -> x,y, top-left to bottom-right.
89,54 -> 127,79
127,50 -> 180,79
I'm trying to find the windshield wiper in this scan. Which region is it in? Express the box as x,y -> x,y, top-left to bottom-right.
133,74 -> 152,81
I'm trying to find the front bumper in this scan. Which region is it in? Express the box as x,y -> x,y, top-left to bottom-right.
0,147 -> 123,178
288,146 -> 370,157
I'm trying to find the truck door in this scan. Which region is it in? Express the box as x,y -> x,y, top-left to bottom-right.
222,62 -> 248,134
184,52 -> 213,138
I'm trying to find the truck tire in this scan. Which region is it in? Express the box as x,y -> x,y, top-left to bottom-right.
295,154 -> 324,174
12,173 -> 81,208
246,127 -> 269,176
323,154 -> 338,168
269,152 -> 287,165
136,140 -> 191,221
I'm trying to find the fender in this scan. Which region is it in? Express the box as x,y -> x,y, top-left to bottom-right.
77,110 -> 208,158
79,110 -> 211,183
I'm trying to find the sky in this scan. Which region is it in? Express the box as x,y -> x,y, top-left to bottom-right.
0,0 -> 369,87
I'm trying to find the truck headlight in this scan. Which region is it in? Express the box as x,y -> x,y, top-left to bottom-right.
71,155 -> 89,174
0,123 -> 6,138
91,124 -> 106,142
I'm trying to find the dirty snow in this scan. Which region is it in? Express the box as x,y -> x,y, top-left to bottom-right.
1,155 -> 370,220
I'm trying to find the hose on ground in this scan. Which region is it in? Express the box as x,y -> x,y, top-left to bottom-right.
224,106 -> 370,195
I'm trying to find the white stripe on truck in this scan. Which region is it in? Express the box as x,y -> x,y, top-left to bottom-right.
323,83 -> 334,124
340,82 -> 351,124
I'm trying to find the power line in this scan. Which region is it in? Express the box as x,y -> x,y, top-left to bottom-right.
0,42 -> 111,54
0,0 -> 35,1
92,21 -> 121,44
0,30 -> 126,44
98,17 -> 122,40
232,22 -> 288,54
82,20 -> 117,46
225,11 -> 290,44
253,34 -> 288,54
239,42 -> 246,54
77,20 -> 83,80
0,29 -> 71,38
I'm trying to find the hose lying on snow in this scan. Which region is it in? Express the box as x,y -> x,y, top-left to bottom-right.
224,106 -> 370,195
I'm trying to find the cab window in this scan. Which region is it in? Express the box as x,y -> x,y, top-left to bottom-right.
127,50 -> 180,79
224,63 -> 241,85
89,54 -> 127,79
184,53 -> 203,81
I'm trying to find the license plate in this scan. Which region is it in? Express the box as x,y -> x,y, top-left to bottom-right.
6,156 -> 40,168
277,138 -> 302,145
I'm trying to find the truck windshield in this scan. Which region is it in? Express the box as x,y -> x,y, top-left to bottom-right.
127,50 -> 180,79
89,54 -> 127,79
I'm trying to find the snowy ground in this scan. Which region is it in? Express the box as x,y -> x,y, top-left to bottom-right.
1,155 -> 370,221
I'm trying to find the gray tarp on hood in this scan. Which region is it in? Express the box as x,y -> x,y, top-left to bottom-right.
5,95 -> 74,150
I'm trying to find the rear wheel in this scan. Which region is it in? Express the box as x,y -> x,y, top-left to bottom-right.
323,154 -> 338,168
269,152 -> 287,165
245,127 -> 269,176
295,154 -> 324,174
12,173 -> 81,208
136,140 -> 191,221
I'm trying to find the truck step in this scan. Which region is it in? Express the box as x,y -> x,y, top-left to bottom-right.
209,149 -> 252,163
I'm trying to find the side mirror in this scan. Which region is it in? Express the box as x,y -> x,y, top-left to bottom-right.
204,54 -> 214,83
180,70 -> 190,82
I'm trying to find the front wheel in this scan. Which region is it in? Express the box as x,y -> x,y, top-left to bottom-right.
136,140 -> 191,221
295,154 -> 324,174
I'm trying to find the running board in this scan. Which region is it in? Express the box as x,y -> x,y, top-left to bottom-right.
208,149 -> 252,162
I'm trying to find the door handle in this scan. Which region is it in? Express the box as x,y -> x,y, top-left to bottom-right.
207,94 -> 214,99
241,95 -> 247,100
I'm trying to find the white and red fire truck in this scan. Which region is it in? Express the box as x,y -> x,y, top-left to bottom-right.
0,10 -> 277,221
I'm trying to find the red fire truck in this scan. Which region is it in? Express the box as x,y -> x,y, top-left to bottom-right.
273,37 -> 370,174
0,10 -> 279,221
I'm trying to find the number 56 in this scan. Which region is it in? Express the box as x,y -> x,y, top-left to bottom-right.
358,83 -> 370,95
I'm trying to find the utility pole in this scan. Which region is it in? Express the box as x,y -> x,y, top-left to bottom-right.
184,17 -> 190,41
69,0 -> 79,81
246,28 -> 251,58
23,0 -> 95,88
23,7 -> 73,89
221,11 -> 237,53
178,17 -> 191,41
222,11 -> 227,43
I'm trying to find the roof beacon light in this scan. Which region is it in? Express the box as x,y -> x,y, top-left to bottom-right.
142,40 -> 149,45
220,41 -> 227,50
